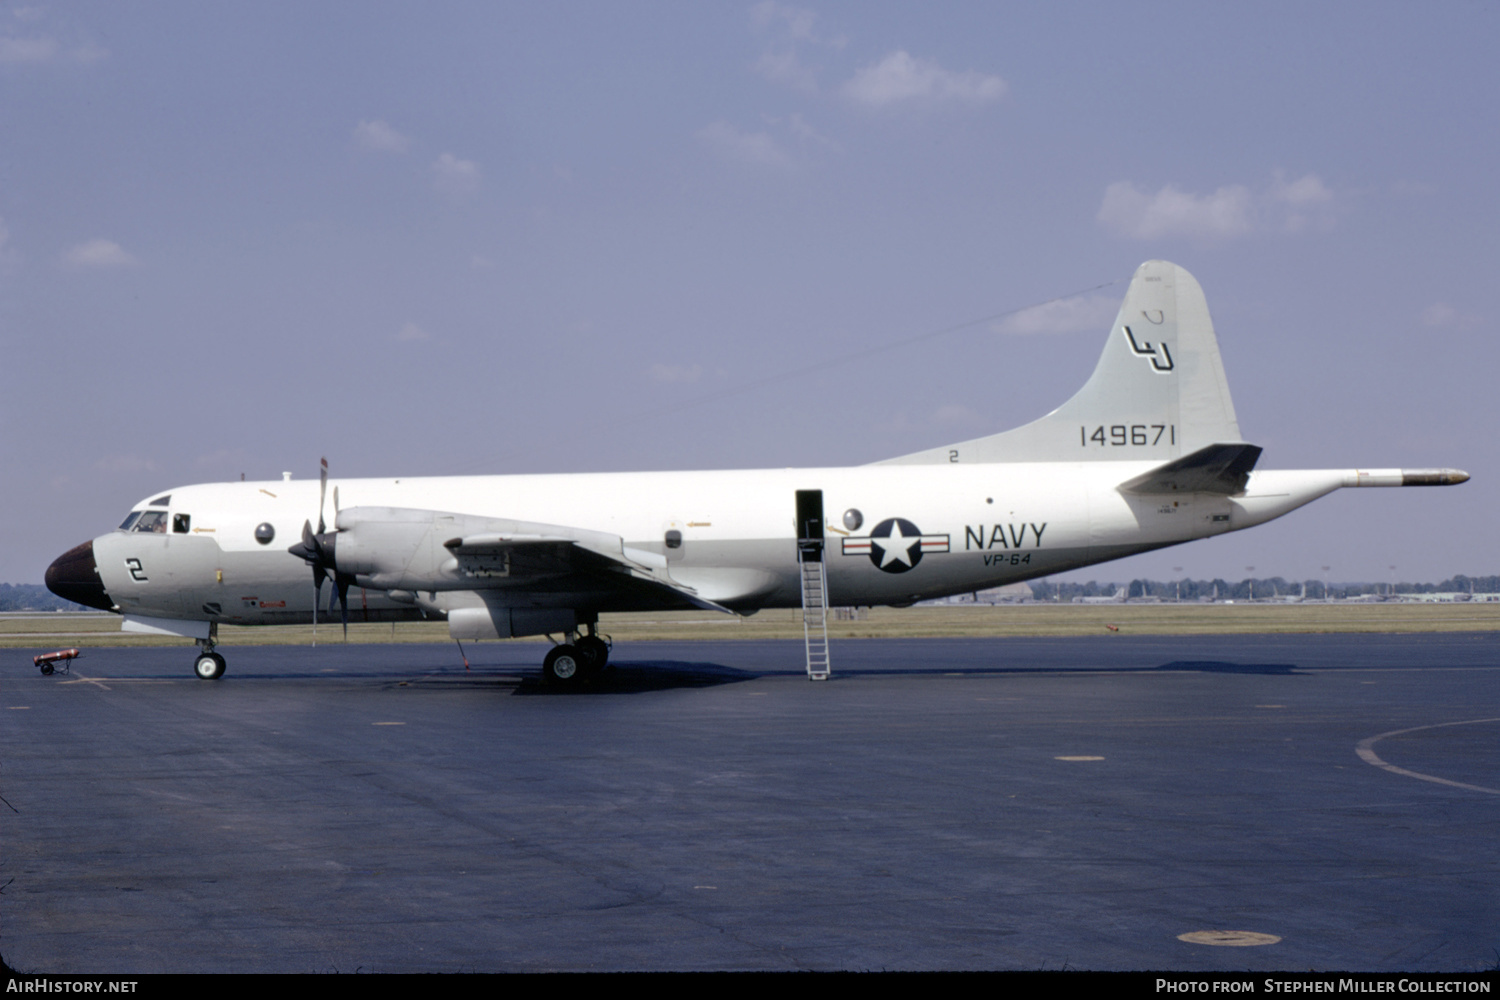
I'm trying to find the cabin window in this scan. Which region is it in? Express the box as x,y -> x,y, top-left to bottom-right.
843,508 -> 863,531
172,514 -> 191,534
118,511 -> 143,531
254,523 -> 275,545
131,511 -> 169,533
664,529 -> 682,550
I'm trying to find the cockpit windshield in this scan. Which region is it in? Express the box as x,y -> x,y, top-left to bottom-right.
124,510 -> 169,533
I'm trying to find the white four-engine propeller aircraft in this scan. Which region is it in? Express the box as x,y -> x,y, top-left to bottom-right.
46,261 -> 1468,683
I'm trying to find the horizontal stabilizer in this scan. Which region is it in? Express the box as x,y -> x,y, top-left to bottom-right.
1117,442 -> 1263,496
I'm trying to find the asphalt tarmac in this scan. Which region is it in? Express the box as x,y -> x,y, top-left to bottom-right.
4,633 -> 1497,973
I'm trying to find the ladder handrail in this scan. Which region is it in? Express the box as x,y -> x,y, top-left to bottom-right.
800,547 -> 831,681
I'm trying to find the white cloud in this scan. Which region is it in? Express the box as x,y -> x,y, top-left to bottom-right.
698,121 -> 793,168
843,51 -> 1006,108
1,9 -> 107,64
995,293 -> 1120,336
786,112 -> 837,149
754,47 -> 817,90
1099,172 -> 1344,240
1269,170 -> 1332,208
649,363 -> 703,384
1420,303 -> 1480,330
1268,170 -> 1337,232
394,322 -> 430,342
0,35 -> 57,63
1097,181 -> 1254,240
432,153 -> 480,197
751,1 -> 818,42
749,2 -> 845,91
0,23 -> 106,65
354,119 -> 410,153
62,238 -> 138,268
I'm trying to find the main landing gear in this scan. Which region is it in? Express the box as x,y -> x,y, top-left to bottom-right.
193,634 -> 226,680
541,626 -> 610,687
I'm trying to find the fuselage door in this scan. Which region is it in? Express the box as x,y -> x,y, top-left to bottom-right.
795,489 -> 824,562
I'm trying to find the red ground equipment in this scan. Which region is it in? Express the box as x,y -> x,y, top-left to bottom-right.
34,648 -> 81,675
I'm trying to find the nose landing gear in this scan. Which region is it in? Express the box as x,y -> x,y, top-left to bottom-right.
193,632 -> 226,680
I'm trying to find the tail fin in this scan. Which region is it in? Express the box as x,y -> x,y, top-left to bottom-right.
879,260 -> 1245,465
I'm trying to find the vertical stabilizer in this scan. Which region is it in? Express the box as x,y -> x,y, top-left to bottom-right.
879,261 -> 1244,465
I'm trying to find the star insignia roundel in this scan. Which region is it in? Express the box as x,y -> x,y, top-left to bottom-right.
868,517 -> 923,573
839,517 -> 951,573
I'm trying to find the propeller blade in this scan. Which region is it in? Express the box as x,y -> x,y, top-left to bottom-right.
317,457 -> 328,535
336,575 -> 350,640
292,467 -> 341,643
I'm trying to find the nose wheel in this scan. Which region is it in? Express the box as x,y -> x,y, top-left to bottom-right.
194,648 -> 226,680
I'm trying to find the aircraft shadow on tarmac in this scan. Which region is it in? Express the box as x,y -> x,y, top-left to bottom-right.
512,661 -> 759,695
1148,659 -> 1303,675
507,658 -> 1309,691
15,649 -> 1304,690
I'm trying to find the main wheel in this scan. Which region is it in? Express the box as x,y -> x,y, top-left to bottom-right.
575,636 -> 609,673
542,645 -> 584,685
194,651 -> 226,680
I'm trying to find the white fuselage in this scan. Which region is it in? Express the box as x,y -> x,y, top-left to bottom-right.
89,463 -> 1345,628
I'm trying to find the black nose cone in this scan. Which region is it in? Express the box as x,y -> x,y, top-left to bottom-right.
46,540 -> 113,611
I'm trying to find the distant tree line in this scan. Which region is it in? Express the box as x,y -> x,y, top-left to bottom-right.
1027,575 -> 1500,602
0,584 -> 90,612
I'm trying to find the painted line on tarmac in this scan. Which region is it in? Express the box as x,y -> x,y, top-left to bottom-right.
1178,930 -> 1281,947
1355,717 -> 1500,795
58,673 -> 112,691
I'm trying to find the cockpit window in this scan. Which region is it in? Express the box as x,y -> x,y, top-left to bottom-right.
149,495 -> 171,507
172,513 -> 191,534
118,511 -> 142,531
131,511 -> 169,533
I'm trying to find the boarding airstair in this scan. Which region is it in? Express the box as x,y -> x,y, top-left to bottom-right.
796,489 -> 831,681
800,554 -> 831,681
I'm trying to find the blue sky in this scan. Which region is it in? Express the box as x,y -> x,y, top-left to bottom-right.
4,1 -> 1495,586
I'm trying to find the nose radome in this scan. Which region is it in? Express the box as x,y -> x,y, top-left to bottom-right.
45,540 -> 114,611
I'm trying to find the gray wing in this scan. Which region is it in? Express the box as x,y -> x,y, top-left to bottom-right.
330,506 -> 732,613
